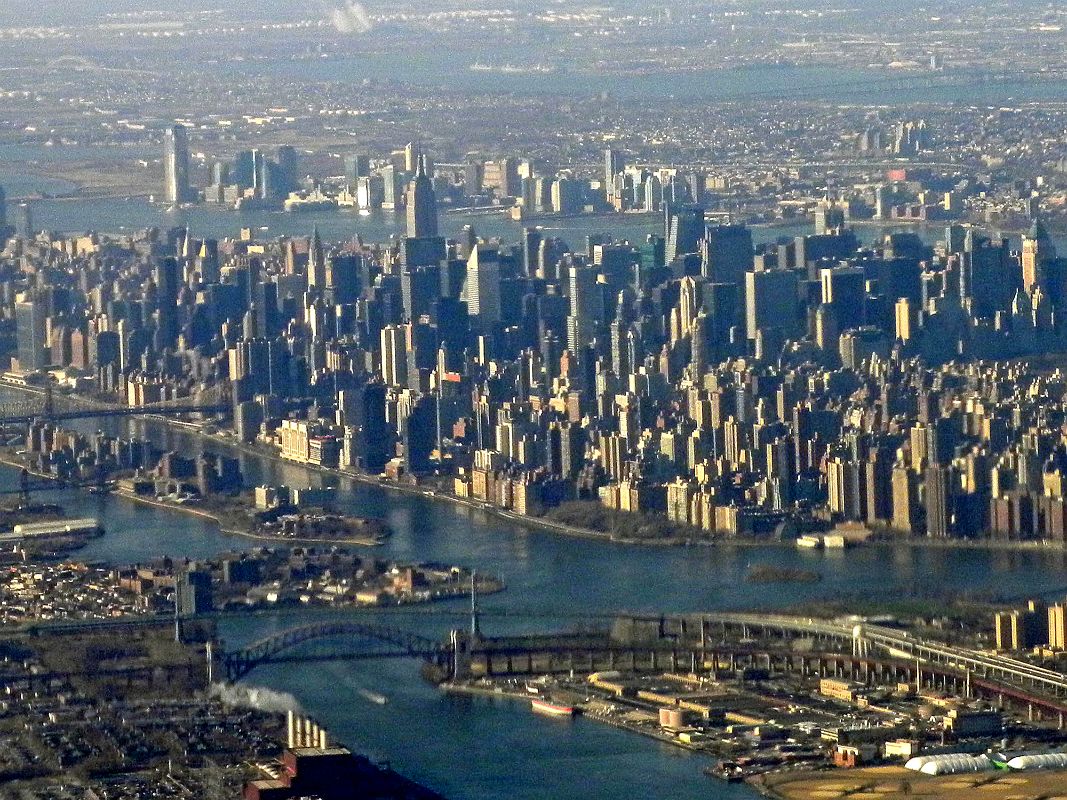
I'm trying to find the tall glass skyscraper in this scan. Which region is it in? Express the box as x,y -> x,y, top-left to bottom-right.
163,124 -> 192,204
15,292 -> 47,372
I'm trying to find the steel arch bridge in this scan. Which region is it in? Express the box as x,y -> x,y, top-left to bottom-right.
221,622 -> 451,682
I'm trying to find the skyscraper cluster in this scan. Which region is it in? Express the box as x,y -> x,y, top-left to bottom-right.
7,143 -> 1067,544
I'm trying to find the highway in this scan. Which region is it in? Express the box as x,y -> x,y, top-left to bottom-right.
20,607 -> 1067,698
699,611 -> 1067,697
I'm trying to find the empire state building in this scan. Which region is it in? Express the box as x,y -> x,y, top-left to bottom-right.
406,153 -> 438,239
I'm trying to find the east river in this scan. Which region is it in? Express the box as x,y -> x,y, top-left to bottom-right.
2,403 -> 1067,799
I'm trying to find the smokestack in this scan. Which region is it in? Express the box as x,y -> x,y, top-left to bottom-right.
318,727 -> 328,749
287,709 -> 296,749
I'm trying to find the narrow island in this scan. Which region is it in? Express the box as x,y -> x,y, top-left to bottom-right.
0,546 -> 503,625
0,427 -> 391,547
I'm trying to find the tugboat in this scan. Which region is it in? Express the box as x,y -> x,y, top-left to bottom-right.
706,761 -> 745,783
530,698 -> 576,717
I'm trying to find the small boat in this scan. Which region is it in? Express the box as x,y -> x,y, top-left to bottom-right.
531,698 -> 575,717
357,688 -> 388,705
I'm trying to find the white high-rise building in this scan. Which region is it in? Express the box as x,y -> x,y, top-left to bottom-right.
462,244 -> 501,323
163,125 -> 191,205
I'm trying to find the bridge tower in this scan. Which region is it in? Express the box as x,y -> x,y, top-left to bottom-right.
450,629 -> 473,680
470,571 -> 481,639
17,469 -> 30,509
42,382 -> 54,420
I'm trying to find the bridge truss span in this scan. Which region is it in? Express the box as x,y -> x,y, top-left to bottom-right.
221,621 -> 449,682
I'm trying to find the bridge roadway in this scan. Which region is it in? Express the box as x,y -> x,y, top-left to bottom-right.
0,403 -> 231,426
18,610 -> 1067,702
694,612 -> 1067,698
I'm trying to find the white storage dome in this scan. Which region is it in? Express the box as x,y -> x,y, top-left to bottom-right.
918,754 -> 992,775
1007,752 -> 1067,771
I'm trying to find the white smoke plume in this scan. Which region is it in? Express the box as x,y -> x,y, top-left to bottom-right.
327,1 -> 374,34
210,682 -> 302,714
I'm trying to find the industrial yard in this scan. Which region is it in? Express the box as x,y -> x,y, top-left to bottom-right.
758,765 -> 1067,799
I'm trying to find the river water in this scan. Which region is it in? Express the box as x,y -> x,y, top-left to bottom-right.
2,402 -> 1067,798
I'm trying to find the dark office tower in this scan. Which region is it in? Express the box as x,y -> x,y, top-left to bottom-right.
795,230 -> 859,280
404,395 -> 437,474
701,224 -> 753,285
406,153 -> 438,239
705,281 -> 742,357
665,205 -> 705,263
93,330 -> 121,370
345,380 -> 390,473
401,264 -> 441,321
945,224 -> 967,255
155,257 -> 180,343
603,148 -> 624,200
820,265 -> 866,331
15,292 -> 48,372
609,319 -> 629,377
862,444 -> 894,525
15,202 -> 32,240
745,268 -> 800,342
252,280 -> 280,338
430,296 -> 469,359
404,320 -> 438,390
163,125 -> 192,205
274,145 -> 299,195
266,338 -> 292,397
961,234 -> 1012,318
566,259 -> 602,354
344,153 -> 371,186
925,417 -> 958,466
522,227 -> 542,277
924,464 -> 952,538
233,150 -> 255,188
327,254 -> 361,305
690,309 -> 710,377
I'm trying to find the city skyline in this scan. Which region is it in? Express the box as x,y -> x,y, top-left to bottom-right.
1,2 -> 1067,798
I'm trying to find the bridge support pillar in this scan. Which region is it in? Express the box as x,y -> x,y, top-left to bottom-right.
450,630 -> 473,680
